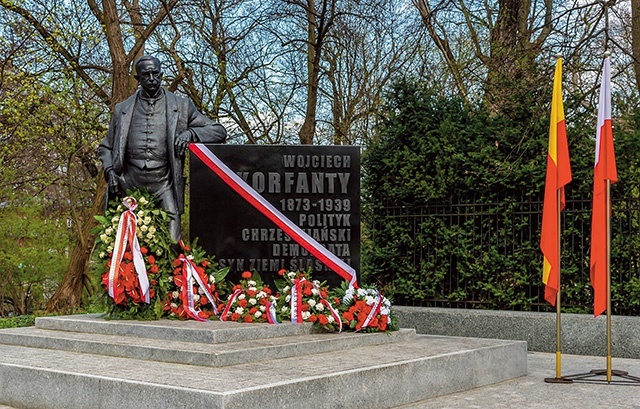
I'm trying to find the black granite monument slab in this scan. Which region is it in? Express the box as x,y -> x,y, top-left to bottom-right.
189,144 -> 360,287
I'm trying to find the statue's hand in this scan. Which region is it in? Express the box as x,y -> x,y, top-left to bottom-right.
175,131 -> 192,156
106,169 -> 120,195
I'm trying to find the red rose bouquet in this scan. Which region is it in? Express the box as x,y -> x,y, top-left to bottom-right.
219,271 -> 278,324
275,269 -> 342,332
165,241 -> 229,321
336,283 -> 397,332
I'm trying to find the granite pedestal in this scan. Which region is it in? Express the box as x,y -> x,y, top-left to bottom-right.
0,314 -> 527,408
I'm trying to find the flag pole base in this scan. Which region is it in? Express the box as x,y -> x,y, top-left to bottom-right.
544,377 -> 573,384
548,369 -> 640,384
590,369 -> 628,376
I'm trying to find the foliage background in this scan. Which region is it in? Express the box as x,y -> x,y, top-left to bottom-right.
361,80 -> 640,314
1,0 -> 640,316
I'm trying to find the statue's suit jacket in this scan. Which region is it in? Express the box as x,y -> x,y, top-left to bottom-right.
98,89 -> 226,213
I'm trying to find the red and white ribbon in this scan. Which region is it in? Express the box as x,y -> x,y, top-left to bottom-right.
288,277 -> 342,331
108,197 -> 150,303
357,292 -> 383,332
266,300 -> 279,324
309,279 -> 342,332
220,288 -> 243,321
290,278 -> 303,323
320,298 -> 342,332
190,143 -> 358,287
179,256 -> 218,321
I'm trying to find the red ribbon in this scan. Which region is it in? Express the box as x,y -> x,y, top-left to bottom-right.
108,197 -> 150,304
266,300 -> 279,324
220,289 -> 243,321
288,277 -> 341,331
179,256 -> 218,321
290,279 -> 304,323
357,292 -> 383,332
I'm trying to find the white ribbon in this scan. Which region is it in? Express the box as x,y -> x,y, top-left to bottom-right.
108,197 -> 150,304
358,292 -> 383,332
179,255 -> 218,321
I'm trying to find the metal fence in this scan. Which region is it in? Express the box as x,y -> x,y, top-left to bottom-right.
368,198 -> 640,314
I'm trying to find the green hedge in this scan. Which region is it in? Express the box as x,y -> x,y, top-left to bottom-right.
361,79 -> 640,314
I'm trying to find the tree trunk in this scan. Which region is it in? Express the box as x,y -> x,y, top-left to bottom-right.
45,0 -> 156,312
483,0 -> 543,118
632,0 -> 640,92
299,87 -> 318,145
299,0 -> 319,145
3,0 -> 176,314
46,178 -> 105,312
413,0 -> 469,102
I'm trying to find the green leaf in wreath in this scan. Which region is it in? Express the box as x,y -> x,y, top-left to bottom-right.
273,278 -> 287,291
94,215 -> 109,225
213,266 -> 230,283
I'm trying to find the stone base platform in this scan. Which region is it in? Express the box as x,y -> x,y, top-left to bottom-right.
0,314 -> 527,409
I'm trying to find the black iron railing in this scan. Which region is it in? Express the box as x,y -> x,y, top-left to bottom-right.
368,198 -> 640,315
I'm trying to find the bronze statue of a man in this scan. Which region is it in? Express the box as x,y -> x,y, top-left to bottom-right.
98,55 -> 227,244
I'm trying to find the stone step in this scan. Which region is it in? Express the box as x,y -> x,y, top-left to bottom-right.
0,325 -> 415,367
0,315 -> 528,409
35,314 -> 315,343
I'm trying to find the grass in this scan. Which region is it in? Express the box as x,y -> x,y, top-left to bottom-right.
0,314 -> 36,329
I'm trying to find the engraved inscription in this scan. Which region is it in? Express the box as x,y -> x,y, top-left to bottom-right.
190,145 -> 360,284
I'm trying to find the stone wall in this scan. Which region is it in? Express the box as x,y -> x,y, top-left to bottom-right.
394,306 -> 640,359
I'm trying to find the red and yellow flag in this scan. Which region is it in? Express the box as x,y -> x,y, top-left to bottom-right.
541,57 -> 572,306
590,55 -> 617,317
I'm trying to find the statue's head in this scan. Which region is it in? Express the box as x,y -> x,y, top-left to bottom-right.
134,55 -> 163,97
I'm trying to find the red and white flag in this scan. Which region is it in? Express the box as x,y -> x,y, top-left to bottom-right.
590,55 -> 618,317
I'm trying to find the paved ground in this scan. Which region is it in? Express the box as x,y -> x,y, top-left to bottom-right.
1,352 -> 639,408
397,352 -> 640,409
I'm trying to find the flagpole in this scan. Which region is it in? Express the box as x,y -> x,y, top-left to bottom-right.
545,167 -> 570,383
555,188 -> 562,379
543,54 -> 572,384
606,180 -> 612,382
604,2 -> 613,383
554,55 -> 564,379
546,187 -> 571,384
562,51 -> 640,384
585,104 -> 640,385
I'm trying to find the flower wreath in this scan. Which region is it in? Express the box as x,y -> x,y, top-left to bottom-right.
275,269 -> 342,332
93,189 -> 172,319
165,241 -> 229,321
219,271 -> 278,324
337,283 -> 397,332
